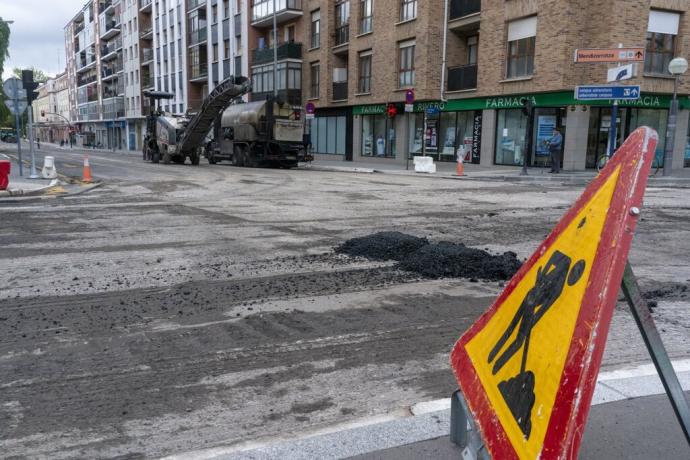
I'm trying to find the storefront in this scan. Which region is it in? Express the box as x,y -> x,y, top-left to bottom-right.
308,107 -> 352,160
353,102 -> 482,163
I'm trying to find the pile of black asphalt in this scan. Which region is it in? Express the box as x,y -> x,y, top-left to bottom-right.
336,231 -> 522,281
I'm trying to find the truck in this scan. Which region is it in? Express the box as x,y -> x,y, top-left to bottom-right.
142,76 -> 251,165
205,97 -> 312,168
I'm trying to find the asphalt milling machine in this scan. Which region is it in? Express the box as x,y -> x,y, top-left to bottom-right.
142,76 -> 312,168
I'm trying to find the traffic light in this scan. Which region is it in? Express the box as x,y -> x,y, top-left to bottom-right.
520,97 -> 534,117
41,110 -> 45,118
21,69 -> 40,106
386,103 -> 397,119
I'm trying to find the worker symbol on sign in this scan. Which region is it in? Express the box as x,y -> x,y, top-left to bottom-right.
487,249 -> 586,439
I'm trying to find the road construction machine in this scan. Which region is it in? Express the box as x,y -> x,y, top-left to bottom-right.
142,76 -> 251,165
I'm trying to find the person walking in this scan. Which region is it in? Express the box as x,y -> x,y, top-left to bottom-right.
546,128 -> 563,173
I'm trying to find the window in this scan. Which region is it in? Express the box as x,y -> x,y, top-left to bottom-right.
311,10 -> 320,48
506,16 -> 537,78
212,5 -> 218,23
400,0 -> 416,22
310,62 -> 320,98
645,10 -> 679,75
358,51 -> 372,93
398,40 -> 415,87
467,35 -> 478,65
224,39 -> 230,57
309,116 -> 347,155
360,0 -> 372,34
495,109 -> 529,165
213,43 -> 218,61
285,24 -> 295,43
335,1 -> 350,46
362,114 -> 395,158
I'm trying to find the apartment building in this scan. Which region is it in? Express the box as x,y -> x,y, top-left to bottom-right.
304,0 -> 690,171
207,0 -> 250,92
33,72 -> 71,144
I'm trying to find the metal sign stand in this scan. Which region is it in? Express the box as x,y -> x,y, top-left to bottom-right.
450,261 -> 690,454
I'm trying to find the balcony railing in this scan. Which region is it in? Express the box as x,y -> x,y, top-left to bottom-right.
332,82 -> 348,100
139,0 -> 152,10
188,0 -> 204,11
188,27 -> 208,46
77,55 -> 97,70
142,48 -> 153,62
252,42 -> 302,65
190,64 -> 208,80
447,64 -> 477,91
77,74 -> 98,87
140,27 -> 153,39
449,0 -> 481,20
252,0 -> 302,23
334,24 -> 349,46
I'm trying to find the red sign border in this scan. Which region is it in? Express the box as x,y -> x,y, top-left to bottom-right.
450,127 -> 658,459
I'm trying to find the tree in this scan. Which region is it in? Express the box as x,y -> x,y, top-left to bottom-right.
0,17 -> 10,78
12,67 -> 51,84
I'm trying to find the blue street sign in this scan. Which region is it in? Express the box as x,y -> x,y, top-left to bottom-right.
575,85 -> 641,100
426,107 -> 440,115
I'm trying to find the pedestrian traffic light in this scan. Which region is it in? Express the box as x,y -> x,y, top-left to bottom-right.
21,69 -> 40,106
520,97 -> 534,117
386,103 -> 397,119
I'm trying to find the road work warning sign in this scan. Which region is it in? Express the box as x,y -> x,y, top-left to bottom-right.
451,127 -> 659,459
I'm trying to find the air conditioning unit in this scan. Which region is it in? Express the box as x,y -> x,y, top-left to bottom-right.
333,67 -> 347,83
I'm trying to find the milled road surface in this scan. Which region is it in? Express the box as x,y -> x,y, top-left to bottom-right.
1,143 -> 689,459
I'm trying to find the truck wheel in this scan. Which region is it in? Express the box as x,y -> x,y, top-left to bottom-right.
208,153 -> 217,164
191,152 -> 200,166
232,146 -> 243,167
163,152 -> 171,164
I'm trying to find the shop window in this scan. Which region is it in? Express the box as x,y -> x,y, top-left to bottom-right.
645,10 -> 679,75
358,51 -> 372,93
398,40 -> 415,88
506,16 -> 537,79
400,0 -> 417,22
495,109 -> 529,166
362,114 -> 396,158
310,115 -> 347,155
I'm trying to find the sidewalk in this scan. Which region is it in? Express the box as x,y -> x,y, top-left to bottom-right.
304,157 -> 690,186
0,148 -> 58,197
172,360 -> 690,460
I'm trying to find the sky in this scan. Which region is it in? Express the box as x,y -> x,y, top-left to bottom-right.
2,0 -> 86,80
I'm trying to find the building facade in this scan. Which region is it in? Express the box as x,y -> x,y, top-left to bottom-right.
33,72 -> 71,145
64,0 -> 126,149
302,0 -> 690,171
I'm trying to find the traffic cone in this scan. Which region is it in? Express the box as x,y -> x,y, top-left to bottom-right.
456,156 -> 465,176
82,155 -> 93,183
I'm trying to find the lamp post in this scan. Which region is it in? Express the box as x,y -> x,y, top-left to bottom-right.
663,57 -> 688,176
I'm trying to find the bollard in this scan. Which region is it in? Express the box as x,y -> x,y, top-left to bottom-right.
42,156 -> 58,179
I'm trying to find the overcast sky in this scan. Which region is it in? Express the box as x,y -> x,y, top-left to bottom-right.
2,0 -> 86,80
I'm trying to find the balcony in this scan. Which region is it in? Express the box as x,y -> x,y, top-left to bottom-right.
190,64 -> 208,81
100,19 -> 121,40
100,0 -> 114,14
139,0 -> 152,12
76,55 -> 97,73
251,0 -> 302,28
449,0 -> 480,31
332,82 -> 348,101
334,24 -> 349,48
74,22 -> 85,35
447,64 -> 477,91
188,27 -> 208,46
141,75 -> 154,89
101,39 -> 121,60
77,74 -> 98,87
142,48 -> 154,63
140,27 -> 153,40
252,42 -> 302,65
250,89 -> 301,105
188,0 -> 204,12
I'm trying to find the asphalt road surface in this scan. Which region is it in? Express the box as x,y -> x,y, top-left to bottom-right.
1,144 -> 689,459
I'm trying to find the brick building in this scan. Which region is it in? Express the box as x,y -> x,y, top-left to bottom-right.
302,0 -> 690,171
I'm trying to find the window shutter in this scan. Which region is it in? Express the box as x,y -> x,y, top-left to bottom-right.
507,16 -> 537,41
648,10 -> 680,35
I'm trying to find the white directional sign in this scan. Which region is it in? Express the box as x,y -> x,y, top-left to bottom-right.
607,64 -> 635,83
4,99 -> 28,116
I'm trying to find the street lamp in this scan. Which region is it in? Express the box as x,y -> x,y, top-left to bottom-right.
663,57 -> 688,176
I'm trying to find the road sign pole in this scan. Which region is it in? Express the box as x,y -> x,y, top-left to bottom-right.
11,84 -> 24,176
27,107 -> 39,179
620,262 -> 690,445
663,77 -> 678,176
